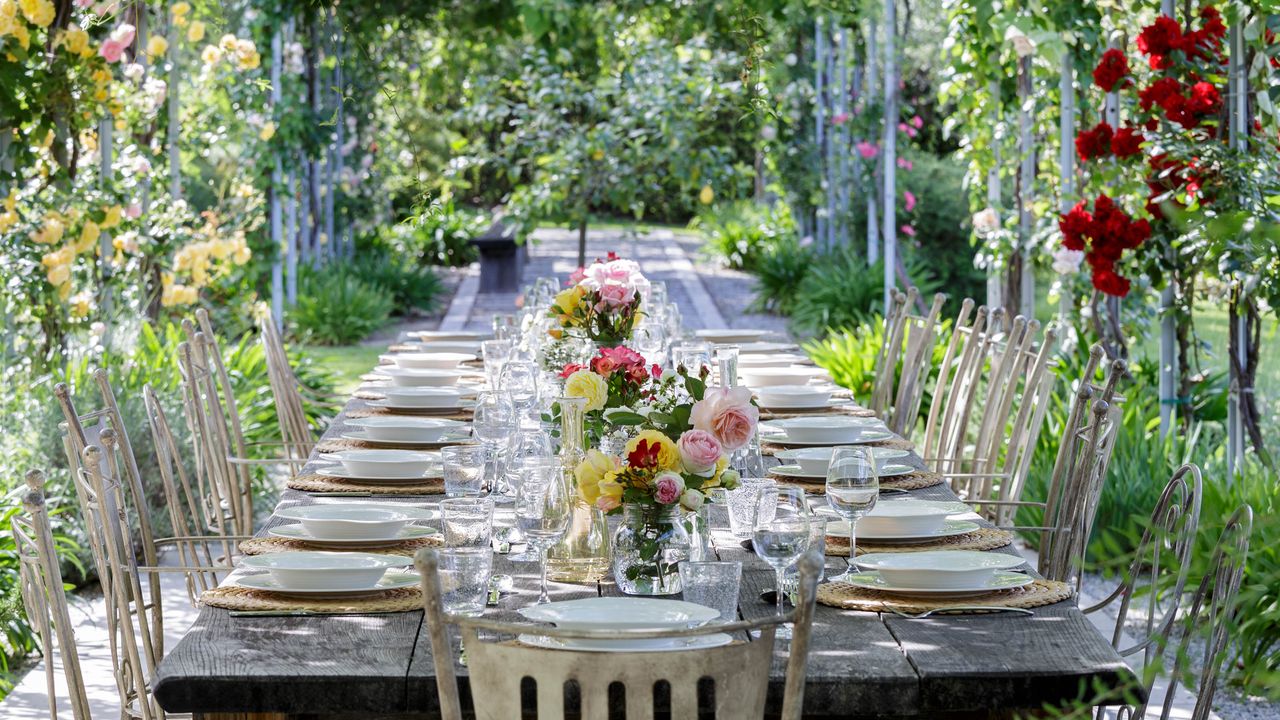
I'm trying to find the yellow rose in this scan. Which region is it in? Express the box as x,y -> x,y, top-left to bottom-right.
575,449 -> 617,504
171,2 -> 190,15
13,22 -> 29,50
74,221 -> 100,253
0,211 -> 16,233
30,216 -> 64,245
219,33 -> 237,51
18,0 -> 53,28
46,263 -> 70,286
147,35 -> 168,58
69,291 -> 91,318
61,26 -> 89,56
625,429 -> 681,470
258,121 -> 275,141
201,44 -> 221,65
699,185 -> 714,205
236,48 -> 260,70
564,369 -> 608,413
100,205 -> 122,229
552,286 -> 579,315
187,20 -> 205,43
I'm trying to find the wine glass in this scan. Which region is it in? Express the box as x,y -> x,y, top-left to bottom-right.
634,322 -> 667,369
752,486 -> 811,638
481,339 -> 513,391
472,393 -> 518,496
825,446 -> 879,582
515,465 -> 571,604
499,359 -> 540,419
502,428 -> 555,499
492,313 -> 519,341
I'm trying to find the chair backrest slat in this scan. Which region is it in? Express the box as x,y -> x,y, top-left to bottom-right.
257,309 -> 316,462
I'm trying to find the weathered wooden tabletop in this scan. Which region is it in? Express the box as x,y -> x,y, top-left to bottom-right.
153,352 -> 1136,720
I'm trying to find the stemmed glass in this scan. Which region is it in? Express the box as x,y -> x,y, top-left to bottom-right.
499,359 -> 540,420
752,486 -> 811,638
492,313 -> 519,341
634,323 -> 667,370
472,393 -> 517,497
825,446 -> 879,582
481,339 -> 513,392
515,465 -> 572,605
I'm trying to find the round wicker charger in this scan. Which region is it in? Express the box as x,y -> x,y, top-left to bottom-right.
201,585 -> 423,614
288,473 -> 445,495
240,535 -> 442,557
760,437 -> 915,456
816,578 -> 1072,614
772,469 -> 943,493
823,527 -> 1014,557
314,437 -> 474,453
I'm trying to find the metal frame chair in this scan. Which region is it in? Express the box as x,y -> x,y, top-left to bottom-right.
886,291 -> 947,437
416,549 -> 822,720
12,470 -> 93,720
255,307 -> 322,462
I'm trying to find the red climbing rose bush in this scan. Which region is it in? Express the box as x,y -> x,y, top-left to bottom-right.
1062,5 -> 1229,297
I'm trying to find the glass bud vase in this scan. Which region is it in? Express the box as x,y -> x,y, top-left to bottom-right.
611,503 -> 691,596
546,396 -> 611,583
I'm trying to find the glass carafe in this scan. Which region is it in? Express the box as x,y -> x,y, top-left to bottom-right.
545,396 -> 611,582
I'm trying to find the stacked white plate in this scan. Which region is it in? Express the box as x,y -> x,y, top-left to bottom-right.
410,330 -> 492,342
825,500 -> 978,542
849,550 -> 1030,597
754,384 -> 834,410
695,329 -> 775,344
739,366 -> 831,388
318,449 -> 444,484
370,386 -> 477,413
344,416 -> 470,447
381,352 -> 477,370
401,340 -> 483,354
272,504 -> 439,547
237,551 -> 416,597
518,597 -> 729,652
761,416 -> 893,445
737,341 -> 799,354
378,367 -> 470,387
737,352 -> 811,367
774,446 -> 912,476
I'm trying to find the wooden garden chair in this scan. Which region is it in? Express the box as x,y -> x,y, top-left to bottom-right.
255,307 -> 325,462
868,287 -> 912,417
870,288 -> 947,437
12,470 -> 93,720
415,549 -> 823,720
1084,464 -> 1202,720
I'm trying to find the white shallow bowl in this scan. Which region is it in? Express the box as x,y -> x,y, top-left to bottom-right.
737,352 -> 811,367
854,550 -> 1026,590
843,570 -> 1033,597
517,632 -> 733,653
321,449 -> 439,479
385,352 -> 477,370
740,366 -> 830,388
828,517 -> 979,542
773,446 -> 903,475
519,598 -> 719,650
404,340 -> 483,354
381,386 -> 477,408
236,568 -> 420,597
411,330 -> 491,342
270,523 -> 438,547
855,500 -> 958,538
275,505 -> 412,540
346,416 -> 467,442
380,367 -> 469,387
755,385 -> 833,409
695,329 -> 774,343
765,416 -> 888,444
240,551 -> 406,590
737,341 -> 800,354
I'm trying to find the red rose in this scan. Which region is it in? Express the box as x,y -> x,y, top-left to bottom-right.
1075,122 -> 1114,162
1188,82 -> 1221,115
1139,77 -> 1183,113
1199,7 -> 1227,42
1111,125 -> 1144,158
1092,49 -> 1130,92
1091,268 -> 1132,297
559,363 -> 585,379
627,439 -> 661,469
1137,16 -> 1183,58
1058,201 -> 1093,251
1124,218 -> 1151,249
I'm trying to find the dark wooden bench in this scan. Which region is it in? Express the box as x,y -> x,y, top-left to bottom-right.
470,215 -> 525,293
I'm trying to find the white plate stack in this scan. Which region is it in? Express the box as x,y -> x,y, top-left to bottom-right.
236,551 -> 417,597
517,597 -> 729,652
272,504 -> 439,548
849,550 -> 1031,597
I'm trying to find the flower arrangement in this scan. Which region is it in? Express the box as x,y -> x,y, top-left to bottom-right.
547,252 -> 646,345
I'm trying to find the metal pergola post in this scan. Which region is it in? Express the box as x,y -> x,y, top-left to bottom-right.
881,0 -> 897,313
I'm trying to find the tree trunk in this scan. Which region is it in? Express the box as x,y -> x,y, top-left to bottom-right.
1229,294 -> 1272,468
577,219 -> 588,268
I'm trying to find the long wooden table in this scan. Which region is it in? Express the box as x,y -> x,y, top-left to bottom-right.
153,347 -> 1136,719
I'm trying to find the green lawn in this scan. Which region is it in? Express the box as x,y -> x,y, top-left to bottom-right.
302,344 -> 385,395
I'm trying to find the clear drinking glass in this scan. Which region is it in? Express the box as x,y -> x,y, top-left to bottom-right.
714,346 -> 739,388
515,467 -> 572,604
492,313 -> 519,342
727,477 -> 777,539
442,444 -> 489,497
752,486 -> 810,637
481,339 -> 513,391
671,342 -> 712,375
437,547 -> 493,617
507,456 -> 559,561
471,394 -> 517,494
440,496 -> 495,548
825,446 -> 879,582
499,359 -> 540,418
678,561 -> 742,623
782,517 -> 829,598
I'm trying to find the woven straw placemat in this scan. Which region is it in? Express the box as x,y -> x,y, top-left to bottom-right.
288,473 -> 446,495
824,527 -> 1014,557
772,470 -> 943,493
240,535 -> 442,557
816,578 -> 1071,614
352,389 -> 388,400
314,437 -> 474,453
761,437 -> 915,456
201,584 -> 423,614
344,406 -> 475,421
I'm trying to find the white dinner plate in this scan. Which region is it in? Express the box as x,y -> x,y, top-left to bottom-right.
321,449 -> 442,478
275,504 -> 412,540
827,518 -> 980,542
737,352 -> 812,367
239,551 -> 409,590
269,523 -> 439,547
769,462 -> 917,480
347,415 -> 468,442
316,464 -> 445,484
382,352 -> 478,370
838,570 -> 1033,597
736,341 -> 800,354
340,431 -> 472,448
410,330 -> 492,342
696,329 -> 775,343
855,550 -> 1026,589
365,400 -> 476,415
516,632 -> 734,653
520,597 -> 718,631
234,569 -> 421,598
303,501 -> 437,521
760,430 -> 896,447
759,397 -> 856,411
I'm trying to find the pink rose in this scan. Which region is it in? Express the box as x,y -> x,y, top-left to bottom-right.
594,283 -> 634,311
911,115 -> 923,129
831,112 -> 850,125
901,224 -> 917,237
111,23 -> 136,48
904,191 -> 916,212
596,495 -> 621,512
856,141 -> 878,160
678,430 -> 722,473
690,386 -> 759,452
653,471 -> 685,505
568,267 -> 586,285
125,203 -> 142,219
100,40 -> 125,63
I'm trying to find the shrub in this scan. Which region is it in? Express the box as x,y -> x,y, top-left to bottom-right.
750,240 -> 812,315
348,252 -> 445,315
790,249 -> 940,338
691,200 -> 797,271
380,197 -> 487,267
803,318 -> 884,404
291,269 -> 394,345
